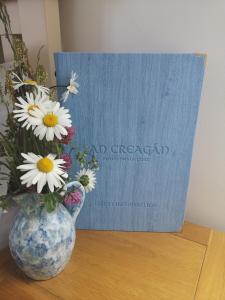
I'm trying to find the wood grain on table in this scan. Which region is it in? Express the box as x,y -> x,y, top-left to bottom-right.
0,221 -> 224,300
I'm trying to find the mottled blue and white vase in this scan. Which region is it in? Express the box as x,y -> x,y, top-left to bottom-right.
9,181 -> 85,280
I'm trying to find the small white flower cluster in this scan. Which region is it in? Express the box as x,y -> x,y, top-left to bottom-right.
12,72 -> 77,142
12,72 -> 96,194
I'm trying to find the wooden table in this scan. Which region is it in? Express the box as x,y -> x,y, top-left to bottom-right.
0,222 -> 224,300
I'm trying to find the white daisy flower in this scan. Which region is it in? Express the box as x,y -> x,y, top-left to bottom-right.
61,71 -> 79,102
17,153 -> 68,193
29,101 -> 72,141
13,91 -> 51,130
76,168 -> 96,193
11,72 -> 49,95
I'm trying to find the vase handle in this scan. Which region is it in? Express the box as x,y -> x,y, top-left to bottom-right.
63,181 -> 85,226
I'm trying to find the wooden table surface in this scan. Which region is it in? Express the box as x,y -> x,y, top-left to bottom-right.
0,221 -> 225,300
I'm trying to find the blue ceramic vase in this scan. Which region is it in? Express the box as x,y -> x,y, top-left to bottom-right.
9,181 -> 85,280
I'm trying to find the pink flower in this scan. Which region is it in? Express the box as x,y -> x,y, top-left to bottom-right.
60,127 -> 75,144
64,190 -> 82,205
60,153 -> 72,171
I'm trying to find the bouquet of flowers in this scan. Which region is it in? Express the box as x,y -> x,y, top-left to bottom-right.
0,2 -> 99,213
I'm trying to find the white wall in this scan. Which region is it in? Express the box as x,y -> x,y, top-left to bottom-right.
59,0 -> 225,231
0,0 -> 21,61
17,0 -> 62,84
0,0 -> 62,84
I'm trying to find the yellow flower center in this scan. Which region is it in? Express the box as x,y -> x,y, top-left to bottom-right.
24,79 -> 37,86
37,157 -> 54,173
43,113 -> 58,127
28,104 -> 39,115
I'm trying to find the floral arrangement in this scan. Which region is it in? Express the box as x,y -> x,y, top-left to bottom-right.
0,2 -> 99,212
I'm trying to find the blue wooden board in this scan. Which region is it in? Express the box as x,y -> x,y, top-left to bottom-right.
54,53 -> 205,232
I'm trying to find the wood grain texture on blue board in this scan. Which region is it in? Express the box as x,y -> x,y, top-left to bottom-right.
54,53 -> 205,232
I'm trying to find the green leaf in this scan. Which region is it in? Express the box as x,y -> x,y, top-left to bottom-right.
42,192 -> 59,213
